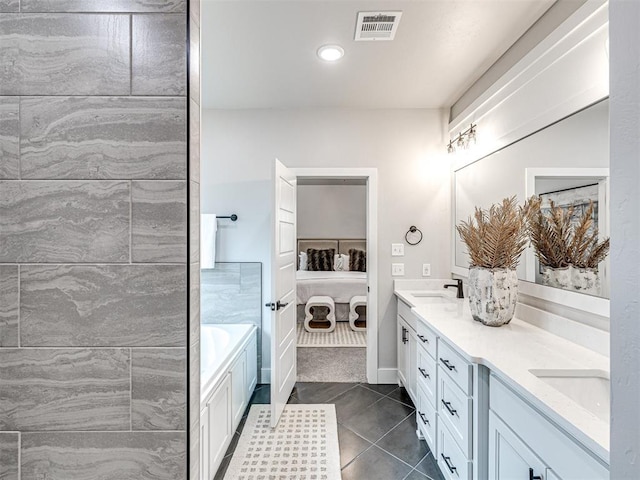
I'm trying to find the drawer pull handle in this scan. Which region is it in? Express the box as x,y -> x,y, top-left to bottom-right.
442,399 -> 457,416
418,367 -> 430,379
417,334 -> 429,343
441,454 -> 457,474
529,468 -> 542,480
440,358 -> 456,371
418,411 -> 430,426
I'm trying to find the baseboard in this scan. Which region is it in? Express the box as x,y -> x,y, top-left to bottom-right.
376,368 -> 398,384
260,368 -> 271,385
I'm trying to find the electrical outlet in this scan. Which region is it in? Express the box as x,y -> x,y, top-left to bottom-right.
422,263 -> 431,277
391,243 -> 404,256
392,263 -> 405,276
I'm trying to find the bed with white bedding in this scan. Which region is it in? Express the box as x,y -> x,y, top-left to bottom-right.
296,270 -> 367,304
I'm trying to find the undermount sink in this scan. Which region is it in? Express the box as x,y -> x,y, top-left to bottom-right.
529,369 -> 610,423
408,291 -> 456,304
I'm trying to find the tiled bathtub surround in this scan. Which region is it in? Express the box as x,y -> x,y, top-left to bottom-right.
0,1 -> 192,479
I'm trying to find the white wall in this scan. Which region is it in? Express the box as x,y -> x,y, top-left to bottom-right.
609,0 -> 640,476
201,108 -> 450,376
297,184 -> 366,239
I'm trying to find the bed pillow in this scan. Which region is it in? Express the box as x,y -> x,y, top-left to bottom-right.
334,254 -> 350,271
348,248 -> 366,272
306,248 -> 335,271
299,252 -> 308,270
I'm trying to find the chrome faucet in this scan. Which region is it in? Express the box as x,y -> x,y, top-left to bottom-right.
444,279 -> 464,299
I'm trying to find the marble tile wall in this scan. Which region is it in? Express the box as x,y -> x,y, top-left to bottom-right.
201,263 -> 263,380
0,1 -> 194,478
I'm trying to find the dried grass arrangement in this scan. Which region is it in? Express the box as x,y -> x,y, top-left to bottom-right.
526,197 -> 610,269
456,196 -> 531,270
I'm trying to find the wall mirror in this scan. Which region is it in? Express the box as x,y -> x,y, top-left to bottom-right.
453,98 -> 610,299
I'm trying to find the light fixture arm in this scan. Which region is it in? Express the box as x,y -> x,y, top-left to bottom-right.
446,123 -> 477,154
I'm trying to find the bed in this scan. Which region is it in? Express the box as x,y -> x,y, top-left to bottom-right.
296,239 -> 368,321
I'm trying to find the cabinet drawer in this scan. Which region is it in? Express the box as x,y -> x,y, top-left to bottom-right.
438,339 -> 472,395
398,300 -> 417,331
439,367 -> 472,458
438,422 -> 471,480
417,384 -> 437,451
417,345 -> 437,407
416,321 -> 437,359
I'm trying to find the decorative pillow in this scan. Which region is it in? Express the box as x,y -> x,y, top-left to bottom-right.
334,254 -> 350,271
348,248 -> 366,272
306,248 -> 335,271
299,252 -> 308,271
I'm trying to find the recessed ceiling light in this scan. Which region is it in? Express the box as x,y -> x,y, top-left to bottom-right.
317,45 -> 344,62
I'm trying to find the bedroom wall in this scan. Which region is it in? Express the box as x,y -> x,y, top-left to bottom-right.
297,184 -> 367,239
201,108 -> 450,380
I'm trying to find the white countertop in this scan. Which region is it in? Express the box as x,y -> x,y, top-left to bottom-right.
394,287 -> 610,463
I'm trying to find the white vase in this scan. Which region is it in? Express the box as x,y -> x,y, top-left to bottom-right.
570,266 -> 600,295
541,266 -> 571,289
468,267 -> 518,327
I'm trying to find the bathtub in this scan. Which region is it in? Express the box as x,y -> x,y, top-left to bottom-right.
200,323 -> 258,404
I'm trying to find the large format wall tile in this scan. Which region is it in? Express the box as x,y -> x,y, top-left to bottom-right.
0,181 -> 129,263
0,0 -> 18,12
0,348 -> 130,431
21,432 -> 186,480
132,15 -> 187,96
21,265 -> 187,347
0,432 -> 19,480
131,348 -> 186,430
21,97 -> 187,180
20,0 -> 186,12
0,265 -> 19,347
132,181 -> 187,263
0,97 -> 19,179
0,14 -> 130,96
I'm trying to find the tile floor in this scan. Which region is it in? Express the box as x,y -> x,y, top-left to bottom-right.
214,382 -> 445,480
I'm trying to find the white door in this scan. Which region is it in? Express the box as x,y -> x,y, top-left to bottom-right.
269,159 -> 297,427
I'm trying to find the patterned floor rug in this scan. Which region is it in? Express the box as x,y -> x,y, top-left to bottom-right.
297,321 -> 366,347
223,404 -> 341,480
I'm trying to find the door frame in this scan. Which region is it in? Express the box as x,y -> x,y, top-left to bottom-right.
292,167 -> 378,384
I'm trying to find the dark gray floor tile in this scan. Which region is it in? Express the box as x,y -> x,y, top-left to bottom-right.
0,432 -> 18,480
338,424 -> 373,469
341,445 -> 413,480
249,384 -> 270,404
387,386 -> 415,407
20,0 -> 186,13
361,383 -> 400,395
404,469 -> 428,480
376,415 -> 429,467
292,382 -> 358,403
332,385 -> 386,424
213,453 -> 231,480
415,453 -> 445,480
341,396 -> 415,443
224,431 -> 240,458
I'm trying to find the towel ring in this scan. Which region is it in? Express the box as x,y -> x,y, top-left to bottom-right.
405,226 -> 423,246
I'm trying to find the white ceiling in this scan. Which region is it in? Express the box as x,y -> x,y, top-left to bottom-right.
201,0 -> 555,110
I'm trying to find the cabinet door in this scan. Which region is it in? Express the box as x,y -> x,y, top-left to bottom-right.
397,319 -> 407,386
246,334 -> 258,394
208,373 -> 232,477
231,351 -> 247,431
489,411 -> 548,480
408,329 -> 417,403
200,407 -> 209,480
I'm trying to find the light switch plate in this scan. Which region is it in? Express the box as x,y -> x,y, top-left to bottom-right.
422,263 -> 431,277
392,263 -> 405,276
391,243 -> 404,256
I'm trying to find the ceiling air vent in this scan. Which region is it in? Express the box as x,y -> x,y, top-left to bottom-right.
354,11 -> 403,41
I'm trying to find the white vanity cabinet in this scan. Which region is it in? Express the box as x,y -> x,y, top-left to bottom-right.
489,374 -> 608,480
397,299 -> 418,404
201,329 -> 258,480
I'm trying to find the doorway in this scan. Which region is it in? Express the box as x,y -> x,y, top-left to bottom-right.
292,167 -> 378,384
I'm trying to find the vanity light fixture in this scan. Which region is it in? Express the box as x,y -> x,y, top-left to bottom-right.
447,123 -> 477,154
317,44 -> 345,62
